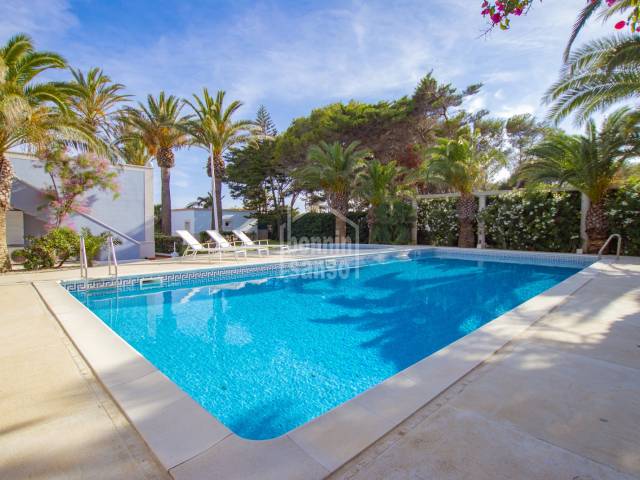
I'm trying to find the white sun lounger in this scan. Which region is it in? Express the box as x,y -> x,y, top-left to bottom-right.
204,230 -> 251,259
176,230 -> 246,261
232,230 -> 289,256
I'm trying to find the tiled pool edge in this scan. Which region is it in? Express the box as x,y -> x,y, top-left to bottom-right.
33,252 -> 602,480
61,246 -> 594,292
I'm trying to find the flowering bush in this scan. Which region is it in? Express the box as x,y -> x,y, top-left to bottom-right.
606,181 -> 640,255
42,153 -> 119,229
479,191 -> 581,252
481,0 -> 638,32
417,198 -> 459,246
481,0 -> 533,29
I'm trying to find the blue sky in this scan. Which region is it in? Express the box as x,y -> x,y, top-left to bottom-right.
1,0 -> 613,208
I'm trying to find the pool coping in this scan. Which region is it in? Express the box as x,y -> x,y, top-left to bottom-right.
33,247 -> 602,479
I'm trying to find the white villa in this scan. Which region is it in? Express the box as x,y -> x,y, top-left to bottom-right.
171,208 -> 257,237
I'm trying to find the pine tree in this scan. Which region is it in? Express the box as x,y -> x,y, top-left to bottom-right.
255,105 -> 277,137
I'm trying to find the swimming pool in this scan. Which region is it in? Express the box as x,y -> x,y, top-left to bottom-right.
71,249 -> 586,440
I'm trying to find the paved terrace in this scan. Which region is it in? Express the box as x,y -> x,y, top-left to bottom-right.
331,259 -> 640,480
0,254 -> 638,479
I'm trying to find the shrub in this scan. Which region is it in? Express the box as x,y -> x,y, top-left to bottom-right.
417,198 -> 459,246
80,228 -> 120,266
606,181 -> 640,256
10,249 -> 26,264
371,201 -> 416,244
289,212 -> 369,244
479,191 -> 581,253
155,234 -> 185,254
22,227 -> 80,270
197,231 -> 234,245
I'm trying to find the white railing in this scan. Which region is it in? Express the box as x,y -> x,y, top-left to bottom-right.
107,235 -> 118,279
598,234 -> 622,260
79,235 -> 88,282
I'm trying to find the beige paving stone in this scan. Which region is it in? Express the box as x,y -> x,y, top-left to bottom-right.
524,320 -> 640,370
288,398 -> 395,472
0,284 -> 168,480
170,434 -> 329,480
124,392 -> 233,470
334,406 -> 636,480
447,342 -> 640,476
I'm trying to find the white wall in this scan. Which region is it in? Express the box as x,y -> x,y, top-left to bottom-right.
6,210 -> 24,247
8,152 -> 155,260
171,209 -> 257,236
171,210 -> 196,234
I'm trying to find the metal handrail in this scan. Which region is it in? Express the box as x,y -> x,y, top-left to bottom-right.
79,236 -> 88,282
107,235 -> 118,279
598,233 -> 622,260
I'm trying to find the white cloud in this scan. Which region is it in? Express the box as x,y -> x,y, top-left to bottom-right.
495,103 -> 536,118
0,0 -> 77,41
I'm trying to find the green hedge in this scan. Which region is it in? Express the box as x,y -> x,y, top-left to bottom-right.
417,198 -> 460,246
606,182 -> 640,256
479,191 -> 581,253
288,212 -> 369,243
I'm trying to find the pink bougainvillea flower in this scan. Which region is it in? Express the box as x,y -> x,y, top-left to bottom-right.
615,20 -> 626,29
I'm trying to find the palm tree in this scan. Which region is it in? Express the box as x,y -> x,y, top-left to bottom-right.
355,159 -> 413,243
124,92 -> 188,235
184,89 -> 256,230
62,67 -> 129,141
116,135 -> 152,166
546,34 -> 640,124
186,193 -> 213,209
520,108 -> 640,253
564,0 -> 637,60
112,121 -> 152,166
0,34 -> 70,271
424,129 -> 502,248
297,141 -> 368,243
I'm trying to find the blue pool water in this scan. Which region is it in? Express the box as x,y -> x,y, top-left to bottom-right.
73,252 -> 581,439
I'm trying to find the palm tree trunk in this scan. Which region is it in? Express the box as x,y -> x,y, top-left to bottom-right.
209,155 -> 224,231
0,154 -> 13,272
367,207 -> 375,244
457,193 -> 477,248
585,200 -> 608,254
215,175 -> 223,231
332,192 -> 349,243
161,167 -> 172,235
335,216 -> 347,244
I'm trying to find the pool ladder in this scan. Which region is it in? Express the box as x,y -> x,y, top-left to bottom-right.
79,236 -> 89,286
598,234 -> 622,260
79,235 -> 119,285
107,235 -> 118,280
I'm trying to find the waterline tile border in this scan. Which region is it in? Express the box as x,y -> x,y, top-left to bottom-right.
62,246 -> 595,293
61,249 -> 408,292
34,249 -> 603,479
